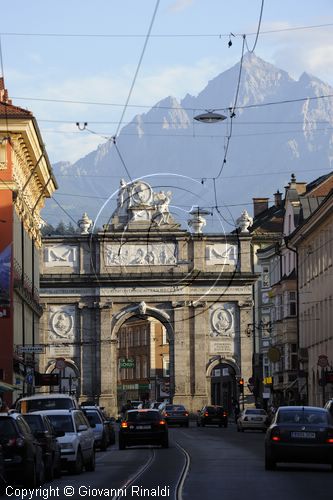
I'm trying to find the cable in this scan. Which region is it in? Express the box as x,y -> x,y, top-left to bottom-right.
11,92 -> 333,114
1,22 -> 332,39
114,0 -> 160,140
246,0 -> 264,53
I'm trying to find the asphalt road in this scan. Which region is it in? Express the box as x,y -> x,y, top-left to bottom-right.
3,422 -> 333,500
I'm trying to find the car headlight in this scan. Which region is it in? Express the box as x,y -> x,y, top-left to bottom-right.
60,443 -> 75,450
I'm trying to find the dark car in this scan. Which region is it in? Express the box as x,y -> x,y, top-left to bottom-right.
0,412 -> 44,487
162,404 -> 189,427
23,412 -> 62,480
197,406 -> 228,428
0,444 -> 6,496
265,406 -> 333,470
119,409 -> 168,449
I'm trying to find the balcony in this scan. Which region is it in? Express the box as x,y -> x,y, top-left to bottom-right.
13,259 -> 43,316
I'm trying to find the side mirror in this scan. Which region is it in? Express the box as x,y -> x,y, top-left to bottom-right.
77,424 -> 88,432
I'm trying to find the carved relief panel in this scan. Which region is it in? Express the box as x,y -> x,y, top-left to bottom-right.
209,303 -> 238,358
205,244 -> 238,266
105,243 -> 178,266
48,305 -> 75,357
44,245 -> 78,268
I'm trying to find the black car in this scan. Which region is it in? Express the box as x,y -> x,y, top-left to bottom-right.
162,404 -> 189,427
0,412 -> 45,487
119,409 -> 168,449
24,412 -> 62,480
197,406 -> 228,428
0,444 -> 6,496
265,406 -> 333,470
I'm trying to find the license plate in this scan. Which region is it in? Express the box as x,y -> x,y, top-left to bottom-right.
136,425 -> 151,430
211,419 -> 219,422
252,417 -> 263,421
291,431 -> 315,439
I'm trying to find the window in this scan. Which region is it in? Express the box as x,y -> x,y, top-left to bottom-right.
276,295 -> 283,320
163,356 -> 170,377
136,357 -> 141,378
162,327 -> 168,345
262,267 -> 270,288
288,291 -> 297,316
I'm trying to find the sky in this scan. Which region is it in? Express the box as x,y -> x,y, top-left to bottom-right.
1,0 -> 333,164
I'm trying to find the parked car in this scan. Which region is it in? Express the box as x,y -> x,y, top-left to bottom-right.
0,412 -> 44,487
197,406 -> 228,427
119,409 -> 168,449
237,408 -> 268,432
162,404 -> 189,427
16,394 -> 79,413
265,406 -> 333,470
324,399 -> 333,418
81,407 -> 110,451
23,412 -> 62,480
81,405 -> 116,446
43,409 -> 95,474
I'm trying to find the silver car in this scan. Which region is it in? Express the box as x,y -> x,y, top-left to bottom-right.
237,408 -> 268,432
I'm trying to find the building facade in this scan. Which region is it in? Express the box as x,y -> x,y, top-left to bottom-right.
290,185 -> 333,406
39,179 -> 258,415
0,79 -> 57,404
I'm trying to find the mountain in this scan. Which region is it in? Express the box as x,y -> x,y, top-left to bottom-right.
45,53 -> 333,232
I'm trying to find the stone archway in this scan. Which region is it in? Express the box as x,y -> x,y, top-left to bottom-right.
99,301 -> 175,414
46,359 -> 80,397
206,357 -> 240,412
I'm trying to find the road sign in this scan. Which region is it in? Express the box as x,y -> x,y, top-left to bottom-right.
17,345 -> 45,354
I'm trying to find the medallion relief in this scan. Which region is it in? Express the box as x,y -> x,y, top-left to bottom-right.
49,306 -> 75,340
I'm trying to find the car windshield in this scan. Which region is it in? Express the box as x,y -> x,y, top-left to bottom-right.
85,411 -> 102,425
127,411 -> 160,422
277,410 -> 328,424
23,415 -> 44,432
46,415 -> 74,432
245,409 -> 266,415
166,405 -> 185,411
19,398 -> 75,412
0,418 -> 17,441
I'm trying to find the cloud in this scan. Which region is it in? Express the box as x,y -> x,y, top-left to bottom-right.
168,0 -> 194,13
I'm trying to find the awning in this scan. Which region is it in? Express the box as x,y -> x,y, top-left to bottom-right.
0,381 -> 17,393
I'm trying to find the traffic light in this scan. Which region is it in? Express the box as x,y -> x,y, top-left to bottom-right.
238,378 -> 244,394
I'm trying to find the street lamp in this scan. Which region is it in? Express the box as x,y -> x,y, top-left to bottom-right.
194,111 -> 227,123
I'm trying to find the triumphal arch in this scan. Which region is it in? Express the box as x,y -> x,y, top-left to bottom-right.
40,180 -> 257,414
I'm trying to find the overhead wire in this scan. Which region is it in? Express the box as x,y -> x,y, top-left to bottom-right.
246,0 -> 264,53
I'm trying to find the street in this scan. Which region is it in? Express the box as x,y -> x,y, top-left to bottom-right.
3,422 -> 332,500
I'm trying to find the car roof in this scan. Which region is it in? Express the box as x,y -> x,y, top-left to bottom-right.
127,409 -> 160,413
18,394 -> 76,401
35,409 -> 79,415
277,406 -> 327,412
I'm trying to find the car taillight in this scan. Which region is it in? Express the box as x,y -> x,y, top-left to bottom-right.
223,412 -> 227,417
159,420 -> 166,425
204,412 -> 209,417
165,413 -> 170,417
326,431 -> 333,444
7,437 -> 25,447
184,412 -> 189,417
120,422 -> 128,429
271,428 -> 281,442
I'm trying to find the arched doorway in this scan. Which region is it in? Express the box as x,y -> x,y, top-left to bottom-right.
208,360 -> 238,413
46,360 -> 80,397
116,316 -> 170,409
107,302 -> 174,414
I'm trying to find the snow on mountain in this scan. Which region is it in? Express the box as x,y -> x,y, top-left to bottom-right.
45,53 -> 333,231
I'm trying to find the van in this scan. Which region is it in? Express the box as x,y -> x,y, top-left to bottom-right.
16,394 -> 79,413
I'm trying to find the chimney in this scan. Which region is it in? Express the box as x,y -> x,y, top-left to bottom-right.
253,197 -> 269,217
274,190 -> 282,207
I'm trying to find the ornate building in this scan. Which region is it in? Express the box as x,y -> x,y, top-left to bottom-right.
0,79 -> 57,404
39,179 -> 258,415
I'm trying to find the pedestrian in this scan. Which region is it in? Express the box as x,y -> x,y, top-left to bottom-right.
120,399 -> 132,419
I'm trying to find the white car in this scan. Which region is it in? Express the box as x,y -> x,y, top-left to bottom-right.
16,394 -> 79,413
237,408 -> 268,432
42,409 -> 95,474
